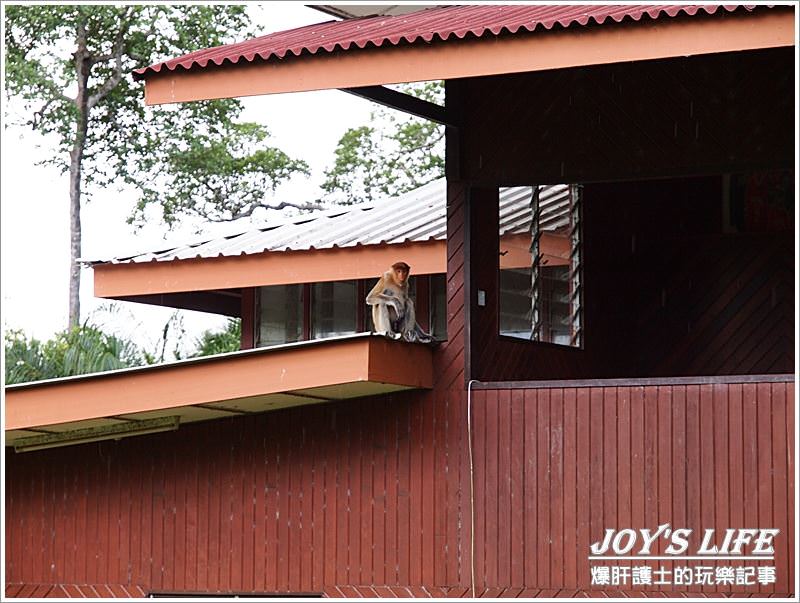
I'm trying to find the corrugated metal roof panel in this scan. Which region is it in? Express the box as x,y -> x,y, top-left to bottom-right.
88,179 -> 569,265
313,5 -> 440,20
133,5 -> 766,80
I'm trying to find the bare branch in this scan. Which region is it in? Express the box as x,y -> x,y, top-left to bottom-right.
216,200 -> 325,222
36,75 -> 74,106
86,54 -> 123,109
88,52 -> 117,65
88,10 -> 131,68
30,97 -> 57,129
127,51 -> 146,63
196,175 -> 225,205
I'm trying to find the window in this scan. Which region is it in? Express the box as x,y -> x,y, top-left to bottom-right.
499,184 -> 582,347
499,267 -> 534,339
257,275 -> 447,347
500,265 -> 571,343
257,284 -> 303,347
311,280 -> 357,338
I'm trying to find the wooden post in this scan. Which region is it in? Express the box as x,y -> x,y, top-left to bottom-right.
240,288 -> 256,349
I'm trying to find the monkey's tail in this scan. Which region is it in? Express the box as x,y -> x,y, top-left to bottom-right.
407,323 -> 433,344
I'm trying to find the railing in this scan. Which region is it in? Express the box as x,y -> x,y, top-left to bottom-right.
467,373 -> 794,594
473,373 -> 794,390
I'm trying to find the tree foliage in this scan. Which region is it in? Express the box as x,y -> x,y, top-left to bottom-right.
321,81 -> 445,205
4,5 -> 309,326
132,121 -> 311,225
4,314 -> 243,385
3,5 -> 282,205
190,318 -> 242,357
4,324 -> 149,385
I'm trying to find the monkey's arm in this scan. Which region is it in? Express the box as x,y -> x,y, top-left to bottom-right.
365,275 -> 403,313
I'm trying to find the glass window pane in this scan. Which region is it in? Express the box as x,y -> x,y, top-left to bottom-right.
257,284 -> 303,347
312,280 -> 357,339
499,184 -> 582,347
499,267 -> 533,339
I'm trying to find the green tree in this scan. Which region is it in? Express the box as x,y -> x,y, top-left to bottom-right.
190,318 -> 242,357
321,81 -> 445,205
131,121 -> 311,226
4,5 -> 310,328
4,324 -> 149,385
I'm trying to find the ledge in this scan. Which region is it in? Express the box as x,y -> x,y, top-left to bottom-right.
5,334 -> 433,448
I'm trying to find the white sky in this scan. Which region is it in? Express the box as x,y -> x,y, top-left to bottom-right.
1,3 -> 381,358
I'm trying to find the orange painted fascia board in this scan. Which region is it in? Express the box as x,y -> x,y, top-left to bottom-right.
94,235 -> 568,298
144,10 -> 794,105
5,336 -> 433,431
368,336 -> 433,388
94,241 -> 446,297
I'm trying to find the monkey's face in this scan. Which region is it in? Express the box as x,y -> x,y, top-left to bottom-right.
394,268 -> 409,284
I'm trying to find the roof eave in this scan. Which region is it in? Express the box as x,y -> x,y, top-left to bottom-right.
92,240 -> 447,298
139,8 -> 794,106
5,334 -> 435,447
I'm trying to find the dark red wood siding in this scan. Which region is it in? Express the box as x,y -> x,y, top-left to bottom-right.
3,584 -> 148,598
5,376 -> 793,597
5,390 -> 462,595
460,48 -> 793,185
470,378 -> 794,596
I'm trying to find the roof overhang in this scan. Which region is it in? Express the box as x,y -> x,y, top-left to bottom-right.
5,334 -> 433,451
95,240 -> 445,298
141,8 -> 793,106
92,234 -> 568,300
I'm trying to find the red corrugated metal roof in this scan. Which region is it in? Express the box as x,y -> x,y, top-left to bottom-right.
133,4 -> 766,80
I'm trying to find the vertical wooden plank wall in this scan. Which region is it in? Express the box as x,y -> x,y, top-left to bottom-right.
470,380 -> 795,597
3,388 -> 466,596
5,378 -> 793,597
3,176 -> 474,598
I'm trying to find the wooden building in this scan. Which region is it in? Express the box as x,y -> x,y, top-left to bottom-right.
4,4 -> 796,598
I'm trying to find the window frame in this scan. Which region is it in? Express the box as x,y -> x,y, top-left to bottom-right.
497,183 -> 584,349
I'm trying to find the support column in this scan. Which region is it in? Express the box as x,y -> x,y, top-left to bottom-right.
240,287 -> 256,349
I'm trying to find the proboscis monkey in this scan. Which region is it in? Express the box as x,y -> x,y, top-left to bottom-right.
366,262 -> 432,343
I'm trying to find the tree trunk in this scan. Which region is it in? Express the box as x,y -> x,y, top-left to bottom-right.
68,131 -> 85,329
68,20 -> 91,329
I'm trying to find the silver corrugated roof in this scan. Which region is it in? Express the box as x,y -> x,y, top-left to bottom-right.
87,179 -> 569,265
